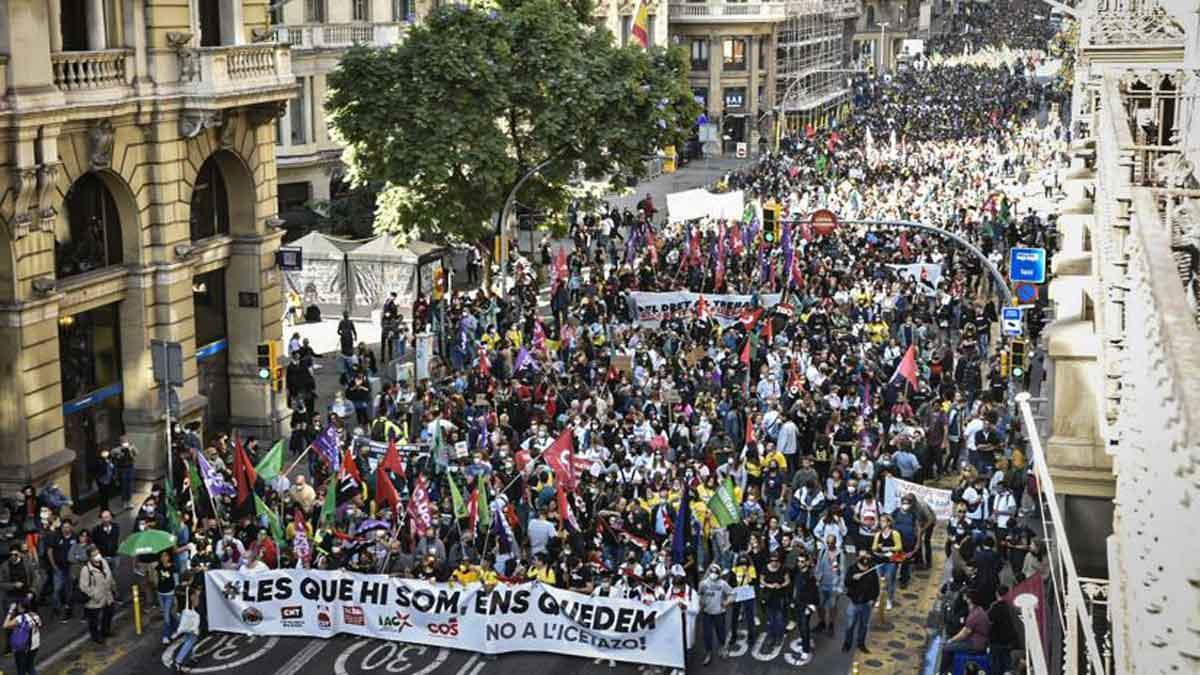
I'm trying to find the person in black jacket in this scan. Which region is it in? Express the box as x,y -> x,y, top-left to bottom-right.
842,551 -> 880,654
987,588 -> 1021,674
793,554 -> 820,659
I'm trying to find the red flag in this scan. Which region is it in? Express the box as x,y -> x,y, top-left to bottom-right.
695,295 -> 711,321
478,347 -> 491,376
379,439 -> 406,478
740,337 -> 752,366
375,463 -> 402,514
467,486 -> 480,531
899,231 -> 911,258
739,307 -> 764,331
233,440 -> 257,505
804,123 -> 815,139
543,428 -> 577,493
407,475 -> 433,536
892,345 -> 919,389
745,414 -> 756,447
340,448 -> 362,487
762,316 -> 774,345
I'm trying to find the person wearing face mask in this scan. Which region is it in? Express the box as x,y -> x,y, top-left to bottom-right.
79,546 -> 116,645
215,530 -> 245,571
891,496 -> 920,589
841,551 -> 880,654
698,563 -> 733,665
0,546 -> 39,655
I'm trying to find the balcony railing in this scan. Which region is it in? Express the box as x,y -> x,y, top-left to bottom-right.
273,22 -> 409,50
668,1 -> 788,22
177,43 -> 295,100
51,49 -> 133,94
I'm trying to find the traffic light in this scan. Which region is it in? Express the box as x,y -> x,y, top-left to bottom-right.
999,350 -> 1010,379
256,342 -> 272,381
762,201 -> 782,243
1010,339 -> 1026,378
432,268 -> 446,301
272,365 -> 284,393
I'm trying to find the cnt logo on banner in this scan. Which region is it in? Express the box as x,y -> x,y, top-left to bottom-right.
205,570 -> 688,668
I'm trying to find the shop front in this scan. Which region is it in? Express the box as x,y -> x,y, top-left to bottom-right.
58,303 -> 124,502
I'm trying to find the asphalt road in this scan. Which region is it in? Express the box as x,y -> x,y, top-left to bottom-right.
45,621 -> 867,675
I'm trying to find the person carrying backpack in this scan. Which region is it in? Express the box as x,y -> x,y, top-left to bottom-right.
4,596 -> 41,675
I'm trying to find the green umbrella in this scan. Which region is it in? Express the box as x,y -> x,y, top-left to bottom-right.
118,529 -> 177,557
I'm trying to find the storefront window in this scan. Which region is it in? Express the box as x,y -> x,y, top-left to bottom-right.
194,268 -> 230,432
59,304 -> 124,501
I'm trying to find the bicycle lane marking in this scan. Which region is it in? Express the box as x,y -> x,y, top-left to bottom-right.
159,633 -> 281,672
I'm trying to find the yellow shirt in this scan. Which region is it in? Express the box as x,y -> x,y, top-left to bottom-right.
763,451 -> 787,471
452,566 -> 481,585
732,564 -> 757,587
528,566 -> 556,585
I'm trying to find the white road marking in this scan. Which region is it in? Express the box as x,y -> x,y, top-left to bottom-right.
278,638 -> 331,675
157,634 -> 281,673
333,638 -> 450,675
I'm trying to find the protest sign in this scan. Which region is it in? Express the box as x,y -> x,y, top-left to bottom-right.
205,571 -> 686,668
883,476 -> 954,521
886,263 -> 943,296
630,291 -> 782,328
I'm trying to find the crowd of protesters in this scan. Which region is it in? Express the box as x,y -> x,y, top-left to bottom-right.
0,2 -> 1071,675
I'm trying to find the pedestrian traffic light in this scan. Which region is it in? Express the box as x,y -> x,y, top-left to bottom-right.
999,350 -> 1010,378
1010,339 -> 1026,378
256,342 -> 272,380
272,365 -> 284,393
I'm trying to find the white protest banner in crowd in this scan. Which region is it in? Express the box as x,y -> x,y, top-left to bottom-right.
883,476 -> 954,521
630,291 -> 782,328
886,263 -> 943,296
666,189 -> 745,222
205,571 -> 686,668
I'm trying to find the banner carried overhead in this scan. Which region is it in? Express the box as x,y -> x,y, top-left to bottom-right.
665,189 -> 745,222
882,476 -> 954,521
630,291 -> 782,327
886,263 -> 943,296
205,570 -> 687,668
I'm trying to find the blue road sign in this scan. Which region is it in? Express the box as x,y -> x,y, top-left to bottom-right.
1002,307 -> 1023,337
1014,282 -> 1039,304
1009,248 -> 1047,284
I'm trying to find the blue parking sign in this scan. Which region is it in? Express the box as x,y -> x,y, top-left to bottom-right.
1001,307 -> 1023,336
1009,248 -> 1046,284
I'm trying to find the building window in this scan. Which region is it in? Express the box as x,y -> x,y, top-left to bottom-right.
190,157 -> 231,241
278,182 -> 313,212
723,86 -> 746,109
353,0 -> 370,21
723,38 -> 746,71
199,0 -> 221,46
290,77 -> 310,145
56,173 -> 123,279
270,2 -> 284,25
647,14 -> 656,44
306,0 -> 327,23
393,0 -> 414,21
621,15 -> 632,46
690,39 -> 708,70
759,37 -> 768,69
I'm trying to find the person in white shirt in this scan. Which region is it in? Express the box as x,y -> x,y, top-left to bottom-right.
527,510 -> 557,556
239,551 -> 268,573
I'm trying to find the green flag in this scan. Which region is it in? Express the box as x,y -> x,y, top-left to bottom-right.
255,440 -> 285,482
319,476 -> 337,527
448,474 -> 467,519
476,475 -> 489,532
254,493 -> 285,547
707,479 -> 740,528
432,422 -> 448,468
187,460 -> 202,501
165,471 -> 181,535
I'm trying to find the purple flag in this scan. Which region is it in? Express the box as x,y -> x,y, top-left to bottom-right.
196,451 -> 235,498
514,346 -> 531,372
312,424 -> 342,473
782,222 -> 794,288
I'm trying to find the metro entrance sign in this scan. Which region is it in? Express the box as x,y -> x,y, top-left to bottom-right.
1009,247 -> 1047,284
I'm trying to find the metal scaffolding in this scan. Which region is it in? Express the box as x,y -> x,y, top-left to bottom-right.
776,1 -> 854,130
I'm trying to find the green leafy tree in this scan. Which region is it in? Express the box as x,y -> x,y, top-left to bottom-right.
326,0 -> 700,245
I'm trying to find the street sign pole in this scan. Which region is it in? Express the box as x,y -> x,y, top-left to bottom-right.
151,340 -> 183,482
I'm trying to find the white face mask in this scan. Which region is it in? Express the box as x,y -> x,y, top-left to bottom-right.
91,555 -> 102,564
847,486 -> 857,494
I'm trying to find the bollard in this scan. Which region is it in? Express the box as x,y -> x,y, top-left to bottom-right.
132,584 -> 142,635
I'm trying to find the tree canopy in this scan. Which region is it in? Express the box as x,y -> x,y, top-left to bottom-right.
326,0 -> 700,244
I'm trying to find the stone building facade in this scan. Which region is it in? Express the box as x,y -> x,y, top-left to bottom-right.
0,0 -> 294,500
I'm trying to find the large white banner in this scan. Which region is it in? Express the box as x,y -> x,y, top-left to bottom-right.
630,291 -> 782,328
205,571 -> 687,668
883,476 -> 954,521
666,189 -> 745,222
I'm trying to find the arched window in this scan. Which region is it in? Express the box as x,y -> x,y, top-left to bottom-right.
56,173 -> 123,279
190,156 -> 231,241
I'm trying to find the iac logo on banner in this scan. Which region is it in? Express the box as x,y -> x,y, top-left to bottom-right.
378,611 -> 414,633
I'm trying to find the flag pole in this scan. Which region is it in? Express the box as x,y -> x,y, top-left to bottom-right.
283,444 -> 313,480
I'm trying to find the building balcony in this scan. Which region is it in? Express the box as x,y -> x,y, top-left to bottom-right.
830,0 -> 860,19
50,49 -> 134,105
272,22 -> 409,51
668,1 -> 788,23
176,42 -> 297,108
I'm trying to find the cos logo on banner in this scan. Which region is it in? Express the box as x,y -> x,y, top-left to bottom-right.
429,618 -> 459,637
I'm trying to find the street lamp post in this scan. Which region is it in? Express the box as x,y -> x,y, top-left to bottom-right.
497,158 -> 555,295
878,21 -> 890,73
